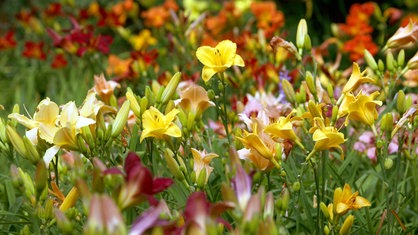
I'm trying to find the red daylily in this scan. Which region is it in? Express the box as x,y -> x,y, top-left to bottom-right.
0,31 -> 17,50
22,41 -> 46,60
44,3 -> 62,18
343,34 -> 378,61
105,152 -> 173,209
51,53 -> 68,69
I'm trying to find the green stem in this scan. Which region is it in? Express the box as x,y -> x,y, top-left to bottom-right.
310,158 -> 321,233
218,73 -> 232,146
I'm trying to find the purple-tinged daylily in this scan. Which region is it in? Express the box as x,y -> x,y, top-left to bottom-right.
105,152 -> 173,209
84,194 -> 126,235
129,200 -> 174,235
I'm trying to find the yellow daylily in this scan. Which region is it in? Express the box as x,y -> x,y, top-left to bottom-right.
196,40 -> 245,82
340,91 -> 382,126
191,148 -> 218,185
237,118 -> 278,170
140,106 -> 181,142
310,117 -> 346,159
129,29 -> 157,51
8,98 -> 59,144
264,110 -> 304,149
333,184 -> 371,215
342,62 -> 375,94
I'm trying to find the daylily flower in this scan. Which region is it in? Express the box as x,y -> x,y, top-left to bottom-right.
84,194 -> 126,235
237,118 -> 279,170
129,29 -> 157,51
140,106 -> 181,142
8,98 -> 60,144
250,1 -> 285,38
196,40 -> 245,82
309,117 -> 346,159
129,200 -> 174,235
91,73 -> 120,104
191,148 -> 218,185
342,62 -> 375,94
407,51 -> 418,70
105,152 -> 173,209
175,85 -> 215,119
264,110 -> 303,149
385,20 -> 418,49
333,183 -> 371,215
22,41 -> 46,60
51,53 -> 68,69
343,34 -> 378,61
0,31 -> 17,50
339,91 -> 383,126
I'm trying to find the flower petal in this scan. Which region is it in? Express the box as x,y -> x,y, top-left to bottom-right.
201,66 -> 218,82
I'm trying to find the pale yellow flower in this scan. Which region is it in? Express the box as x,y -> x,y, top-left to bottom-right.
342,62 -> 374,94
339,91 -> 382,126
196,40 -> 245,82
191,148 -> 218,184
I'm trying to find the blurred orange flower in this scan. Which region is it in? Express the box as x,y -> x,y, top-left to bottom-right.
343,35 -> 378,61
250,1 -> 284,38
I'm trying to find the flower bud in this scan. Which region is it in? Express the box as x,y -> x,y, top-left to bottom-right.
111,100 -> 130,138
386,51 -> 395,72
59,187 -> 79,212
22,136 -> 40,163
396,90 -> 406,114
126,88 -> 141,117
397,49 -> 405,68
196,168 -> 207,189
55,209 -> 73,234
384,158 -> 393,169
6,125 -> 27,158
364,49 -> 378,71
380,113 -> 394,132
296,19 -> 308,50
305,71 -> 316,96
164,148 -> 185,181
161,72 -> 181,104
281,187 -> 290,211
331,105 -> 339,124
320,202 -> 330,219
292,181 -> 301,191
140,96 -> 149,114
81,126 -> 95,149
35,160 -> 48,197
308,100 -> 322,118
282,79 -> 296,104
378,59 -> 385,72
324,225 -> 330,235
145,86 -> 155,106
339,215 -> 354,235
304,34 -> 312,51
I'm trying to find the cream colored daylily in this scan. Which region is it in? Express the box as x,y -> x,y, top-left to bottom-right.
191,148 -> 218,184
8,98 -> 59,144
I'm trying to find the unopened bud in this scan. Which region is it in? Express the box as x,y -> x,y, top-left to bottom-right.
378,59 -> 385,72
320,202 -> 330,219
305,71 -> 316,96
126,88 -> 141,117
55,209 -> 73,233
145,86 -> 155,106
364,49 -> 378,71
380,113 -> 394,132
292,181 -> 301,191
397,49 -> 405,68
296,19 -> 308,50
111,100 -> 130,138
386,51 -> 395,72
164,148 -> 185,181
35,160 -> 48,197
59,187 -> 79,212
281,187 -> 290,211
332,105 -> 339,124
196,169 -> 207,188
308,100 -> 322,118
396,90 -> 406,114
339,215 -> 354,235
384,158 -> 393,170
22,136 -> 40,163
161,72 -> 181,104
282,79 -> 296,104
6,125 -> 27,157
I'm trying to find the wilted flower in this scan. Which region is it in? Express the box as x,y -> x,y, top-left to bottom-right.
196,40 -> 245,82
140,106 -> 181,142
333,184 -> 371,215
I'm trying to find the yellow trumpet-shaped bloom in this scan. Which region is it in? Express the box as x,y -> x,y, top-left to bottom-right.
191,148 -> 218,185
196,40 -> 245,82
140,106 -> 181,142
310,117 -> 346,159
333,184 -> 371,215
342,62 -> 374,94
339,91 -> 382,126
264,110 -> 303,149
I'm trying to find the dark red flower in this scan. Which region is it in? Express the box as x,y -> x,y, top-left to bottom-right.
22,41 -> 46,60
0,31 -> 17,50
51,53 -> 68,69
